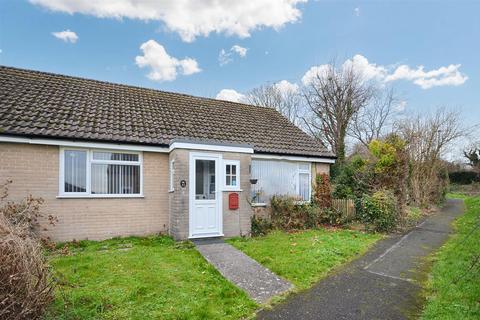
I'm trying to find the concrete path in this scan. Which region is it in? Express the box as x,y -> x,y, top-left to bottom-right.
193,238 -> 293,303
257,199 -> 464,319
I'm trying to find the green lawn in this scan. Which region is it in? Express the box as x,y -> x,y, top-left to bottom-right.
227,228 -> 382,289
421,194 -> 480,319
47,236 -> 257,320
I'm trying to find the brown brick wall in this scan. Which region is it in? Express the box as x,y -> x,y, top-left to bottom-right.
0,142 -> 169,241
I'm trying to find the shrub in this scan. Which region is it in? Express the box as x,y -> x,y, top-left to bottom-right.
270,196 -> 304,230
0,181 -> 56,320
332,156 -> 371,199
270,196 -> 322,230
319,207 -> 343,225
313,173 -> 332,208
251,215 -> 272,237
357,190 -> 397,232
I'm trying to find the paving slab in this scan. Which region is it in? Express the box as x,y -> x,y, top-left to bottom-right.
193,238 -> 293,303
257,199 -> 464,319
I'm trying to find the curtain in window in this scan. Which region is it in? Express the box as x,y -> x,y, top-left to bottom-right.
251,160 -> 311,202
298,172 -> 310,201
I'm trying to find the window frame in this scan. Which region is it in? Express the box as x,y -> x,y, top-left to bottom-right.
223,159 -> 241,191
296,163 -> 312,203
58,147 -> 143,198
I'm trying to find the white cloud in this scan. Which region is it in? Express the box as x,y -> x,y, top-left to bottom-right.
218,45 -> 248,66
52,29 -> 78,43
215,89 -> 245,103
385,64 -> 468,89
274,80 -> 299,95
135,40 -> 201,82
178,58 -> 201,75
301,54 -> 468,89
31,0 -> 307,42
301,64 -> 330,85
354,7 -> 360,16
231,45 -> 248,57
342,54 -> 387,81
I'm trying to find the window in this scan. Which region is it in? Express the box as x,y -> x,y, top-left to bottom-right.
298,163 -> 311,202
64,150 -> 87,193
60,148 -> 142,197
195,159 -> 216,200
169,159 -> 175,192
251,160 -> 311,202
224,160 -> 240,190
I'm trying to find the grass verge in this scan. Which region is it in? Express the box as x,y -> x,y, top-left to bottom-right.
47,236 -> 257,320
421,194 -> 480,319
227,228 -> 381,289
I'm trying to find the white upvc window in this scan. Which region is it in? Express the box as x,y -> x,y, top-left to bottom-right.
251,160 -> 312,202
169,159 -> 175,192
224,160 -> 240,191
59,148 -> 143,197
297,163 -> 312,202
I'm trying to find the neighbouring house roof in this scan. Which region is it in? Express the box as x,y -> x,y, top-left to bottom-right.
0,66 -> 335,158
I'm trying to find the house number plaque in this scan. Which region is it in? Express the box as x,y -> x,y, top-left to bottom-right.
180,180 -> 187,188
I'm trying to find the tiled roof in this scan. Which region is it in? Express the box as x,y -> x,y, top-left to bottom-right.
0,66 -> 334,158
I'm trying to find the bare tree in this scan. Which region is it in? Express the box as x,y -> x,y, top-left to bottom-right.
396,108 -> 465,205
350,87 -> 398,147
246,82 -> 302,126
397,108 -> 464,162
302,61 -> 374,162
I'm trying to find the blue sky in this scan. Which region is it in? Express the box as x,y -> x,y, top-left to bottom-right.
1,0 -> 479,132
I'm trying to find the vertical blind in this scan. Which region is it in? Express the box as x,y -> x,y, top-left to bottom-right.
251,159 -> 311,202
91,164 -> 140,194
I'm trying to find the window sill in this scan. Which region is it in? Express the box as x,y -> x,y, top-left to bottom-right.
223,189 -> 243,192
251,203 -> 267,207
57,194 -> 145,199
293,200 -> 311,205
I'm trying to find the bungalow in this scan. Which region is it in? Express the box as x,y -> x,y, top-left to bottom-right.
0,66 -> 335,241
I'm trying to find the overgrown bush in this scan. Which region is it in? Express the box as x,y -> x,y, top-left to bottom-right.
0,180 -> 56,320
251,215 -> 272,237
269,196 -> 337,231
270,196 -> 318,230
267,196 -> 345,233
313,173 -> 332,208
319,207 -> 343,225
332,156 -> 371,199
357,190 -> 397,232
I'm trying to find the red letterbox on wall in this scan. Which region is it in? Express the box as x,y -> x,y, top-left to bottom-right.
229,193 -> 239,210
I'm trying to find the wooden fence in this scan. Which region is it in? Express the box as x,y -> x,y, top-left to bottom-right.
332,198 -> 356,221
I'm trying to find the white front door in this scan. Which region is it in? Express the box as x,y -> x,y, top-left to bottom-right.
189,153 -> 223,238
